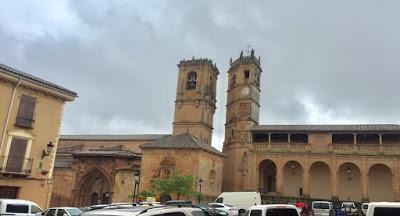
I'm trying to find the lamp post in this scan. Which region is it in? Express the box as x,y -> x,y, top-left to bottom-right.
198,178 -> 203,204
42,142 -> 55,159
133,170 -> 140,203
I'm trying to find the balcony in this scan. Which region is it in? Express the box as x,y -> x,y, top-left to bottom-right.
0,156 -> 33,177
252,143 -> 400,156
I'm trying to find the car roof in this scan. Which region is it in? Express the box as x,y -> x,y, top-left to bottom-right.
312,201 -> 332,204
0,199 -> 39,206
369,202 -> 400,207
249,204 -> 297,210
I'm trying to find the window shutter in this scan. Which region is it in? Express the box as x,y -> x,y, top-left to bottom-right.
15,95 -> 36,128
6,138 -> 28,173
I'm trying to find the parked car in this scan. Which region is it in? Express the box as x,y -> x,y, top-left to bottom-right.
209,203 -> 238,216
366,202 -> 400,216
165,200 -> 193,206
311,201 -> 333,216
214,192 -> 261,215
193,204 -> 228,216
83,206 -> 204,216
361,203 -> 369,216
0,199 -> 42,216
43,207 -> 83,216
341,202 -> 358,216
246,204 -> 299,216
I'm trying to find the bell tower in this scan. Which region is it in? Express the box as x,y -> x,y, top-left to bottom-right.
223,49 -> 262,191
172,58 -> 219,145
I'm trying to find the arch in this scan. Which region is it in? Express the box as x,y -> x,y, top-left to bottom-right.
283,160 -> 303,197
186,71 -> 197,90
310,161 -> 332,200
368,163 -> 393,201
76,168 -> 112,207
338,162 -> 362,202
258,159 -> 277,194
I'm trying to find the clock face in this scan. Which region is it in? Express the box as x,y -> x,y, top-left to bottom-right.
242,87 -> 249,96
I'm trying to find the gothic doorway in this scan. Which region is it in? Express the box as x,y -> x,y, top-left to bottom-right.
258,159 -> 277,194
76,169 -> 111,207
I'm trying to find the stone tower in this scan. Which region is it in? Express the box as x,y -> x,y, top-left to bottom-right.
172,58 -> 219,145
223,49 -> 262,191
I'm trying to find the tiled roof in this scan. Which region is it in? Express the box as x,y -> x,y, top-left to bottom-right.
252,124 -> 400,132
140,133 -> 224,157
0,63 -> 77,97
72,150 -> 141,158
59,134 -> 170,141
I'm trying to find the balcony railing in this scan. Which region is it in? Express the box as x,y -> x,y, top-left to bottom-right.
0,156 -> 33,176
252,143 -> 400,156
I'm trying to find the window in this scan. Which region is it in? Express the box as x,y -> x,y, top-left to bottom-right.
244,70 -> 250,79
252,133 -> 269,142
266,208 -> 298,216
187,71 -> 197,90
15,95 -> 36,128
191,210 -> 205,216
373,207 -> 400,216
31,205 -> 42,214
57,209 -> 67,216
250,210 -> 262,216
0,186 -> 19,198
357,134 -> 379,144
6,204 -> 29,213
270,133 -> 289,143
45,209 -> 57,216
162,212 -> 186,216
290,133 -> 308,143
332,133 -> 354,144
215,197 -> 223,203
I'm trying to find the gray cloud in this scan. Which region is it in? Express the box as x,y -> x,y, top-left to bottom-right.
1,0 -> 399,150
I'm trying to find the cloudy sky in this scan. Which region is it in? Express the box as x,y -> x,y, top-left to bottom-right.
1,0 -> 400,150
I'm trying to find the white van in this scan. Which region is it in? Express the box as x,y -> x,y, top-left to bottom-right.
0,199 -> 42,216
246,204 -> 299,216
366,202 -> 400,216
214,192 -> 261,215
311,201 -> 333,216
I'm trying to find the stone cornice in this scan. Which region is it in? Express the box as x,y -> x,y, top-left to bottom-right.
178,57 -> 219,75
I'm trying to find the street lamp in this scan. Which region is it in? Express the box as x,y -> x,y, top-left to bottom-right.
133,170 -> 140,202
198,178 -> 203,204
42,142 -> 55,159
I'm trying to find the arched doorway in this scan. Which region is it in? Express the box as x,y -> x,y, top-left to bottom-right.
259,160 -> 277,194
76,169 -> 112,207
368,164 -> 393,201
338,162 -> 361,202
310,162 -> 332,200
283,161 -> 303,197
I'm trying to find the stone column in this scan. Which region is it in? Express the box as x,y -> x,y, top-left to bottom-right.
393,161 -> 400,201
276,160 -> 284,194
361,159 -> 369,201
331,159 -> 338,199
303,169 -> 310,196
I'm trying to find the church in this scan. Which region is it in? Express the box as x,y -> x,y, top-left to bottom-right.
51,49 -> 400,207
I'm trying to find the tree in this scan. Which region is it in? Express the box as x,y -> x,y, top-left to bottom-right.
128,190 -> 155,199
153,175 -> 195,199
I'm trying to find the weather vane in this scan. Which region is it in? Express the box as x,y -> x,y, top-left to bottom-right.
245,45 -> 252,55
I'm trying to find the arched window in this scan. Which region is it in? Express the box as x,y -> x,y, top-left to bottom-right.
187,71 -> 197,90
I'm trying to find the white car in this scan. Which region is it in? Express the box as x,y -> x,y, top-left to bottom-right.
246,204 -> 299,216
0,199 -> 42,216
361,203 -> 369,215
311,201 -> 333,216
43,207 -> 83,216
366,202 -> 400,216
209,203 -> 238,216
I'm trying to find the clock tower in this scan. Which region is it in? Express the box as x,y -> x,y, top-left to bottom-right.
223,49 -> 262,191
172,58 -> 219,145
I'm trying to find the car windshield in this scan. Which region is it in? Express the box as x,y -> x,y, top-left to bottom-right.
362,205 -> 369,209
266,209 -> 298,216
226,204 -> 234,207
342,203 -> 354,208
67,208 -> 83,216
313,203 -> 330,209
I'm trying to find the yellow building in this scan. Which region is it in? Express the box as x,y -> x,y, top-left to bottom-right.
0,63 -> 76,208
222,50 -> 400,203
